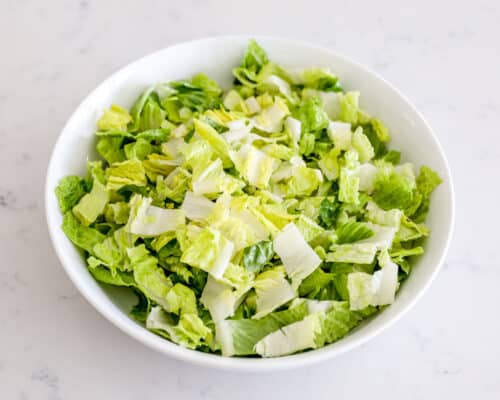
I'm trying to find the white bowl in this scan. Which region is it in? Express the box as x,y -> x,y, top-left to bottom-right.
45,36 -> 454,371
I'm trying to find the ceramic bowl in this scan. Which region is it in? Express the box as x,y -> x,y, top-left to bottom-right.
45,36 -> 454,371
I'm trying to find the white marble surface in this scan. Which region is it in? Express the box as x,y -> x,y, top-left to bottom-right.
1,0 -> 499,398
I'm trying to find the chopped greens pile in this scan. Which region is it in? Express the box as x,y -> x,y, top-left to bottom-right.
55,40 -> 442,357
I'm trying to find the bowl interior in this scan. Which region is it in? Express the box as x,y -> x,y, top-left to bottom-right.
45,36 -> 453,370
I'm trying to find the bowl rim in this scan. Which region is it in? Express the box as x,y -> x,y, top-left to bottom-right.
45,35 -> 455,371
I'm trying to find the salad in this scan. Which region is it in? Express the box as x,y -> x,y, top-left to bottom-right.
55,40 -> 442,357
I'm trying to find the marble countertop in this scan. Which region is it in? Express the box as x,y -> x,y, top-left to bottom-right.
1,0 -> 499,398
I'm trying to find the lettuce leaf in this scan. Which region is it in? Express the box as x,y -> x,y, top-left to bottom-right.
242,241 -> 274,273
241,39 -> 269,71
216,301 -> 308,356
336,222 -> 374,244
296,97 -> 329,134
55,176 -> 88,213
253,267 -> 297,318
97,105 -> 132,131
126,195 -> 185,237
347,250 -> 399,310
298,267 -> 335,298
181,227 -> 234,279
61,212 -> 105,254
146,306 -> 213,350
273,223 -> 322,288
127,245 -> 173,310
255,313 -> 323,357
338,91 -> 360,124
372,167 -> 414,210
106,160 -> 147,190
320,301 -> 376,343
327,243 -> 378,264
72,179 -> 109,226
164,283 -> 197,315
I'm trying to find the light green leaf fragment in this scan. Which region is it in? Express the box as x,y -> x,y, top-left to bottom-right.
97,104 -> 132,131
255,313 -> 323,357
351,127 -> 375,163
106,159 -> 147,190
165,283 -> 197,315
55,176 -> 87,213
216,301 -> 308,356
327,243 -> 378,264
72,180 -> 109,226
61,212 -> 105,255
194,119 -> 232,167
274,223 -> 322,288
126,195 -> 185,237
294,214 -> 324,243
253,267 -> 296,319
127,245 -> 173,310
181,227 -> 234,279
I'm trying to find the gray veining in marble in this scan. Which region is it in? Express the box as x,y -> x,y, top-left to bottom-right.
1,0 -> 499,398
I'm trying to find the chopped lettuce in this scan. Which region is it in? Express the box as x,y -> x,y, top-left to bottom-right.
126,195 -> 185,236
106,160 -> 147,190
97,104 -> 132,131
56,39 -> 442,358
216,301 -> 308,356
61,212 -> 105,255
181,227 -> 234,279
273,223 -> 321,288
253,267 -> 297,318
347,250 -> 399,310
181,191 -> 214,221
242,241 -> 274,273
128,245 -> 173,310
55,176 -> 88,213
72,179 -> 109,226
327,243 -> 378,264
255,313 -> 323,357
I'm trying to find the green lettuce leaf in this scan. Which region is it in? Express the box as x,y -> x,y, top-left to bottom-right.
124,138 -> 154,161
241,39 -> 269,70
180,227 -> 234,279
405,166 -> 442,222
372,167 -> 414,210
61,212 -> 105,254
194,119 -> 232,167
351,127 -> 375,163
164,283 -> 197,315
336,222 -> 374,244
299,68 -> 342,92
295,214 -> 324,243
106,160 -> 147,190
298,267 -> 335,298
97,105 -> 132,131
320,301 -> 376,343
126,195 -> 185,237
327,243 -> 378,264
339,150 -> 360,204
273,223 -> 322,289
296,97 -> 329,134
127,244 -> 173,310
253,267 -> 297,318
55,176 -> 88,213
319,197 -> 340,229
97,136 -> 125,165
242,241 -> 274,273
338,92 -> 360,124
216,301 -> 308,356
147,306 -> 213,350
255,313 -> 323,357
137,98 -> 166,131
72,179 -> 109,226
